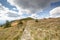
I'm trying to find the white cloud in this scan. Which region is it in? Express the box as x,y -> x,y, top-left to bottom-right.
12,8 -> 17,10
0,3 -> 31,21
7,0 -> 60,13
50,7 -> 60,17
0,4 -> 8,14
0,3 -> 22,20
6,12 -> 20,17
30,14 -> 38,19
30,14 -> 42,19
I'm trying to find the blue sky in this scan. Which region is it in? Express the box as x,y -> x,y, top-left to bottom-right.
0,0 -> 17,11
0,0 -> 60,24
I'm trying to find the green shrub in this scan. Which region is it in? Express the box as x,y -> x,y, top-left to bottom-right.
0,25 -> 2,27
4,20 -> 11,28
35,19 -> 38,22
18,21 -> 23,26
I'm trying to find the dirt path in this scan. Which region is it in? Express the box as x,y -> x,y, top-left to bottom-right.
19,22 -> 34,40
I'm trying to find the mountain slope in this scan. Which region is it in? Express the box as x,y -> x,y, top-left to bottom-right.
0,18 -> 60,40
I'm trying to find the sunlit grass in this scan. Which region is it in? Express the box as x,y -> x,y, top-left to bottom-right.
0,18 -> 60,40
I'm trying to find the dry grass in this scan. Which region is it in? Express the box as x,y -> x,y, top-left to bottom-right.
0,18 -> 60,40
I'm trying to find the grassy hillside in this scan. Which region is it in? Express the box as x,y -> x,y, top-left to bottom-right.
0,17 -> 60,40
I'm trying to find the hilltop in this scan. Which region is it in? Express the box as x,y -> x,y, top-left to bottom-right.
0,17 -> 60,40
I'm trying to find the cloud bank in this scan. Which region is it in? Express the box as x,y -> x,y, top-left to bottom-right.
0,3 -> 21,20
7,0 -> 59,13
6,12 -> 20,17
50,7 -> 60,17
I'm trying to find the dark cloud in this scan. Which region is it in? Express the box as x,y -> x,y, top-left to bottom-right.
6,12 -> 20,17
8,0 -> 60,13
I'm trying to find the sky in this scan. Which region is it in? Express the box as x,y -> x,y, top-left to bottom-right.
0,0 -> 60,24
